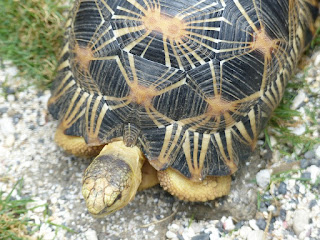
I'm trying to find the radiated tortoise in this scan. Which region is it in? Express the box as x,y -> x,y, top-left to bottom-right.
48,0 -> 319,217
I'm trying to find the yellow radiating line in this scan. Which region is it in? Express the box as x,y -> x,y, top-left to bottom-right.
182,131 -> 193,174
213,132 -> 229,164
64,90 -> 89,127
235,121 -> 253,144
115,57 -> 132,86
248,109 -> 257,142
163,36 -> 171,67
199,133 -> 210,175
145,107 -> 164,127
159,125 -> 173,161
234,0 -> 258,32
124,30 -> 152,52
104,95 -> 129,101
159,124 -> 183,163
85,94 -> 93,134
90,96 -> 102,135
177,1 -> 218,20
193,132 -> 199,170
57,60 -> 70,71
169,39 -> 184,70
209,61 -> 218,96
126,0 -> 148,15
93,36 -> 117,53
116,6 -> 143,18
108,99 -> 132,110
225,128 -> 233,163
128,54 -> 138,84
141,35 -> 155,58
94,99 -> 108,138
149,105 -> 173,124
155,78 -> 186,95
183,43 -> 206,65
58,43 -> 69,60
187,17 -> 231,26
53,72 -> 73,97
153,68 -> 173,87
111,15 -> 142,21
100,0 -> 114,14
113,25 -> 145,38
176,44 -> 195,68
187,26 -> 220,31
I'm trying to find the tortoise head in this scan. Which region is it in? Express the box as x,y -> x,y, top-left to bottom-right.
82,141 -> 144,217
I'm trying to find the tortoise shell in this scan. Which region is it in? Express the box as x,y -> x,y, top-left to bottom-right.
48,0 -> 318,181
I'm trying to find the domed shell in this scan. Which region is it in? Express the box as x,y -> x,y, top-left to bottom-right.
48,0 -> 318,180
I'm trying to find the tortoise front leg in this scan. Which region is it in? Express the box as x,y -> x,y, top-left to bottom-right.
54,124 -> 104,158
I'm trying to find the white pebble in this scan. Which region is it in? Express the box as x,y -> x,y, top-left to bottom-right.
239,226 -> 252,238
315,145 -> 320,159
169,223 -> 180,231
4,134 -> 15,147
306,165 -> 320,184
292,209 -> 310,236
289,124 -> 306,136
209,228 -> 220,240
223,216 -> 235,231
256,169 -> 271,188
247,230 -> 264,240
249,219 -> 260,231
182,227 -> 195,239
166,231 -> 177,239
84,229 -> 98,240
0,118 -> 15,135
291,91 -> 306,110
314,53 -> 320,66
7,94 -> 15,102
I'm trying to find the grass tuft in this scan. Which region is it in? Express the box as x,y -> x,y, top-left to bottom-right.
0,0 -> 69,89
0,179 -> 34,240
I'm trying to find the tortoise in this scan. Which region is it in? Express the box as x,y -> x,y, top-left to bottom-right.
48,0 -> 319,217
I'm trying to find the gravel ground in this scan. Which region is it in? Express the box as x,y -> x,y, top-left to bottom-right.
0,47 -> 320,240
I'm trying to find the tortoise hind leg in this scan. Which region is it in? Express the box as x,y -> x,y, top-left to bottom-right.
158,168 -> 231,202
54,124 -> 104,158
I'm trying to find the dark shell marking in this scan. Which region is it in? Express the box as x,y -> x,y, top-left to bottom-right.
48,0 -> 318,180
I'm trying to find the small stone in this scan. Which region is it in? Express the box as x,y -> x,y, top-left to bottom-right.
4,134 -> 15,147
7,94 -> 15,102
247,230 -> 264,240
301,172 -> 311,180
304,151 -> 315,159
256,219 -> 267,230
292,209 -> 310,236
291,91 -> 306,110
84,229 -> 98,240
191,233 -> 210,240
209,228 -> 220,240
278,182 -> 287,195
0,107 -> 8,114
166,231 -> 177,239
249,219 -> 259,231
309,199 -> 317,209
256,169 -> 271,188
223,216 -> 235,231
306,165 -> 320,184
279,209 -> 286,221
300,159 -> 310,169
289,125 -> 306,136
315,146 -> 320,159
239,226 -> 252,239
